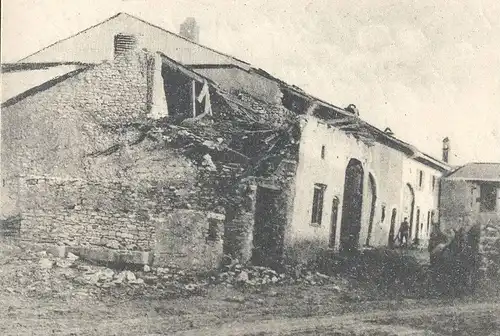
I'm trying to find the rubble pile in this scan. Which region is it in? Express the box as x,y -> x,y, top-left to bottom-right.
2,249 -> 81,298
3,245 -> 346,300
210,261 -> 343,288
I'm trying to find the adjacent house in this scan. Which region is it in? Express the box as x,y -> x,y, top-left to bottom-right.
440,163 -> 500,281
1,13 -> 451,269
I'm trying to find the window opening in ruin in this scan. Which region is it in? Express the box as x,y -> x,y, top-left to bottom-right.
365,173 -> 377,247
480,184 -> 497,212
418,170 -> 424,189
321,145 -> 326,159
191,79 -> 212,119
329,197 -> 340,248
206,218 -> 218,242
432,176 -> 437,191
415,207 -> 421,244
388,208 -> 397,248
381,205 -> 386,223
311,184 -> 326,225
404,184 -> 415,239
427,211 -> 431,235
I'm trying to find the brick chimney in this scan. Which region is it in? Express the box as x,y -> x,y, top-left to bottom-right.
114,33 -> 138,58
442,137 -> 450,163
179,17 -> 199,43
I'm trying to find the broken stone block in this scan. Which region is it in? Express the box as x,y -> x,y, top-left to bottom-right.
236,271 -> 249,283
202,154 -> 217,171
224,295 -> 245,303
39,258 -> 53,269
114,271 -> 127,284
128,278 -> 144,285
67,252 -> 79,261
106,240 -> 121,249
143,264 -> 151,272
124,270 -> 136,282
55,259 -> 73,269
267,290 -> 278,297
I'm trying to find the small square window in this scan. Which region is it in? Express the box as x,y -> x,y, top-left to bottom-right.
206,218 -> 219,242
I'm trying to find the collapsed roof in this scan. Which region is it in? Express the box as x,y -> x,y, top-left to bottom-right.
1,12 -> 451,172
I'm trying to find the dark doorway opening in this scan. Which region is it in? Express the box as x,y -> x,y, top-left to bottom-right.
403,184 -> 415,240
365,173 -> 377,246
388,208 -> 397,248
340,159 -> 364,253
252,186 -> 286,268
414,208 -> 421,244
329,197 -> 340,248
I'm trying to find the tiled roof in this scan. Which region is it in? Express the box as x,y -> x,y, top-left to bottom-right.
445,162 -> 500,181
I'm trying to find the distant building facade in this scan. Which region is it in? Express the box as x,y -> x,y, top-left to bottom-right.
440,163 -> 500,282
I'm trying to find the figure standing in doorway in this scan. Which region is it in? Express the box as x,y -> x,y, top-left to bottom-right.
398,217 -> 410,247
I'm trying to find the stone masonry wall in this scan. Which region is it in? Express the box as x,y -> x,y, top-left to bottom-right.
154,210 -> 224,270
478,214 -> 500,284
224,159 -> 298,264
1,50 -> 156,218
19,177 -> 165,250
17,176 -> 225,269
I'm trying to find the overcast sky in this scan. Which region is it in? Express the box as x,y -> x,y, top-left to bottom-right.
2,0 -> 499,164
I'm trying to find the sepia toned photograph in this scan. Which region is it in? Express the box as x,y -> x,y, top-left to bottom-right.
1,1 -> 499,335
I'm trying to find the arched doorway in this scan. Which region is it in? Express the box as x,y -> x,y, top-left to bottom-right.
403,184 -> 415,240
365,173 -> 377,246
340,159 -> 364,253
388,208 -> 397,248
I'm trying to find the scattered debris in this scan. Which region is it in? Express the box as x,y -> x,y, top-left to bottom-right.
201,153 -> 217,171
3,246 -> 346,302
224,295 -> 245,303
39,258 -> 53,269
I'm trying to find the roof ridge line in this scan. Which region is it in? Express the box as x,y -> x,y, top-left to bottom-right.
123,13 -> 250,67
17,12 -> 251,67
17,13 -> 124,63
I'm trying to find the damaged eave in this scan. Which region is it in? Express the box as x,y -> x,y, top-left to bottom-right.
284,88 -> 353,118
410,151 -> 451,172
158,52 -> 218,87
1,62 -> 94,73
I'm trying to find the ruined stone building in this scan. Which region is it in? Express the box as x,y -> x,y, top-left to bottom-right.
1,13 -> 451,269
440,163 -> 500,283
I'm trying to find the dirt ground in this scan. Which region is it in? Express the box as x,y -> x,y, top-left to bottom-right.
1,239 -> 499,336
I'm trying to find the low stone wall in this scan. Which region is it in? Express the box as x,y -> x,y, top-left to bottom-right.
479,216 -> 500,283
0,215 -> 21,237
154,210 -> 224,270
18,177 -> 165,250
225,210 -> 254,263
16,176 -> 224,269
